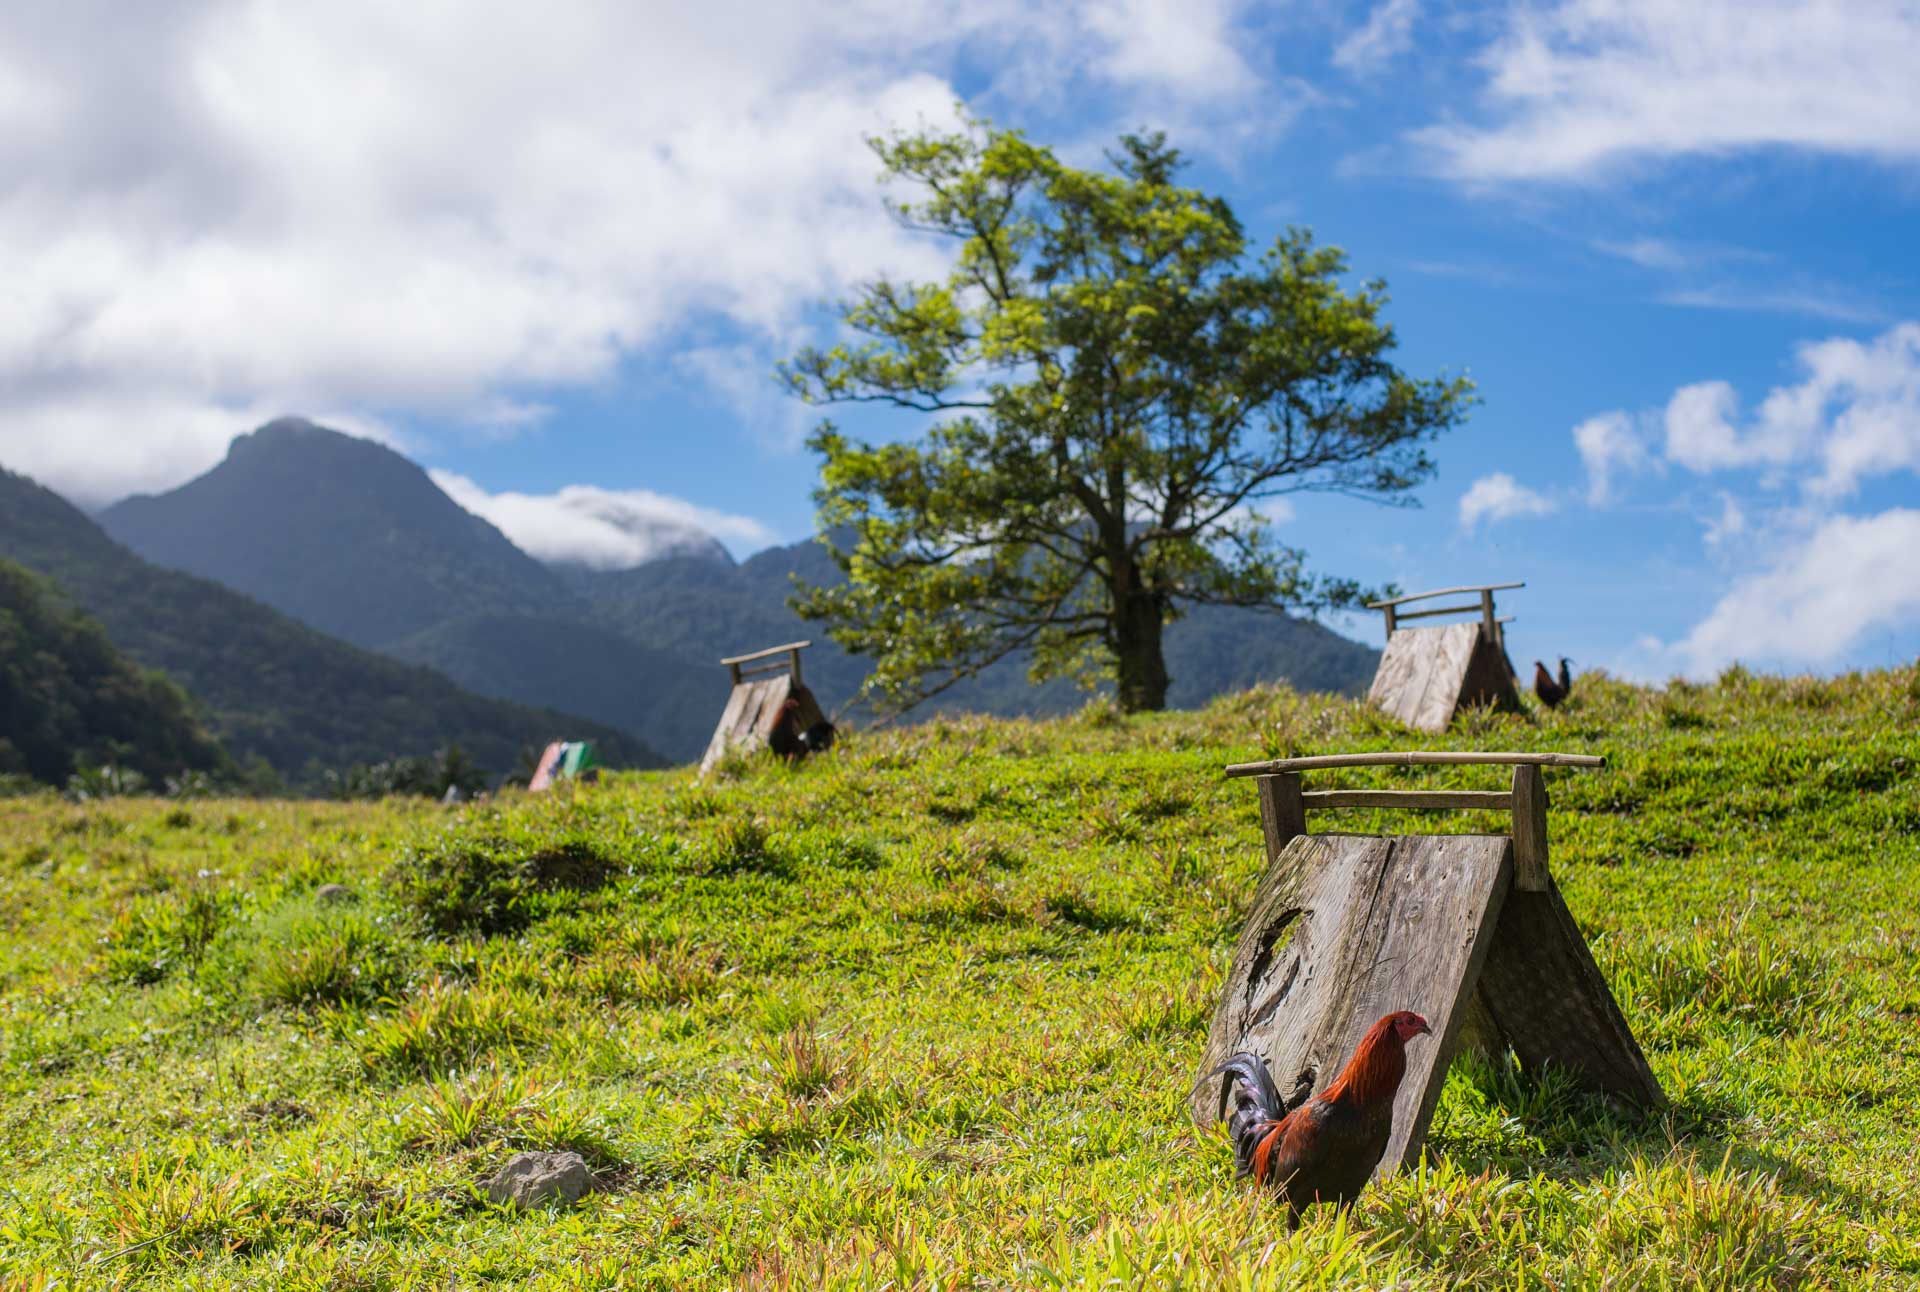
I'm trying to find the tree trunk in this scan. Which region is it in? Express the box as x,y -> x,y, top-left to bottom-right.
1114,588 -> 1170,712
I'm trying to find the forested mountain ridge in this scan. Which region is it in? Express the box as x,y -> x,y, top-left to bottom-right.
0,558 -> 231,787
0,467 -> 663,785
569,536 -> 1382,727
100,418 -> 578,650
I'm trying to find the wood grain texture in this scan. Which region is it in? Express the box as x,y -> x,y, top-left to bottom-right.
697,677 -> 829,776
1476,881 -> 1666,1107
1191,833 -> 1513,1180
1256,773 -> 1305,861
1226,751 -> 1605,777
1365,620 -> 1524,733
1304,790 -> 1512,811
1509,764 -> 1550,891
1367,581 -> 1524,609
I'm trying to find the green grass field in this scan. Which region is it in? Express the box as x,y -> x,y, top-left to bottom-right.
2,666 -> 1917,1289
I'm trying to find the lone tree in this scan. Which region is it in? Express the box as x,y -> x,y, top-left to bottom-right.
784,122 -> 1473,713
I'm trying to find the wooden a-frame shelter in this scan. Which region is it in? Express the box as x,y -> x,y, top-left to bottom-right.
698,640 -> 829,777
1191,750 -> 1664,1182
1365,583 -> 1523,732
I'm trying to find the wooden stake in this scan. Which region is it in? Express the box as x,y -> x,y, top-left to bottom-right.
1510,763 -> 1549,891
1256,773 -> 1305,862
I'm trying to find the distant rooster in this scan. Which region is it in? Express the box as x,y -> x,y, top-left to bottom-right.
1213,1011 -> 1432,1214
799,719 -> 836,756
769,699 -> 836,762
768,697 -> 805,760
1533,657 -> 1572,709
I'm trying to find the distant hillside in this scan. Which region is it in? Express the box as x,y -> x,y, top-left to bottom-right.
381,612 -> 716,762
571,535 -> 1381,725
100,418 -> 578,650
0,558 -> 230,787
0,467 -> 663,785
89,417 -> 1376,765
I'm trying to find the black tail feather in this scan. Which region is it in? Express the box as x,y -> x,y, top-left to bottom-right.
1211,1052 -> 1285,1178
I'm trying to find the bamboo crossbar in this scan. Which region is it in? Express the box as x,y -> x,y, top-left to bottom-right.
1225,751 -> 1605,778
1304,790 -> 1512,810
1367,582 -> 1524,610
1392,601 -> 1485,623
720,641 -> 812,666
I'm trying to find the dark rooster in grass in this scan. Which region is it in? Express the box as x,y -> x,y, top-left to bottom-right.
1533,657 -> 1572,709
1212,1011 -> 1432,1214
769,697 -> 836,761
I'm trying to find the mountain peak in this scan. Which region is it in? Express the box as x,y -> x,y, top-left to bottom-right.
99,418 -> 578,650
227,416 -> 392,464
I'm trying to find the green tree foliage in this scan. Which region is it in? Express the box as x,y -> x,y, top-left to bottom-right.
0,558 -> 230,787
785,123 -> 1474,712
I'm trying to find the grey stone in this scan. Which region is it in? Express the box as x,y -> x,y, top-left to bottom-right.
485,1151 -> 594,1208
314,883 -> 354,904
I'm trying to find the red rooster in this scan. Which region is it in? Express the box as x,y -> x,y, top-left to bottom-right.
1533,658 -> 1572,709
1212,1011 -> 1432,1213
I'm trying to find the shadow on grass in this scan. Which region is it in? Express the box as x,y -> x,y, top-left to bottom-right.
1425,1051 -> 1876,1218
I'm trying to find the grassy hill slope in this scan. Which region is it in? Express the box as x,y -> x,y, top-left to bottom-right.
0,667 -> 1915,1287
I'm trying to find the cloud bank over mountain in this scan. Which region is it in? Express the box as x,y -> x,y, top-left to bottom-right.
431,471 -> 770,568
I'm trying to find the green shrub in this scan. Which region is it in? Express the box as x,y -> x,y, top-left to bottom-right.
390,827 -> 619,935
360,978 -> 539,1075
99,885 -> 230,984
252,904 -> 410,1007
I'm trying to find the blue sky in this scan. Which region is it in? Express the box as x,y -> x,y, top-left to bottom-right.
2,1 -> 1916,681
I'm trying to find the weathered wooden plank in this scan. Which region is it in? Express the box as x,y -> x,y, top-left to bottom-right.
1256,773 -> 1305,861
1191,833 -> 1513,1180
698,680 -> 757,775
701,674 -> 819,776
1476,881 -> 1666,1107
719,640 -> 812,666
1366,622 -> 1473,732
1367,581 -> 1524,609
1304,790 -> 1511,811
1392,602 -> 1485,623
1509,764 -> 1549,891
737,676 -> 789,742
1227,750 -> 1605,777
1457,624 -> 1523,718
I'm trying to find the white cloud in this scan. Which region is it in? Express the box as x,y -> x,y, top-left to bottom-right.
1594,237 -> 1692,272
1413,0 -> 1920,181
1672,508 -> 1920,674
1661,323 -> 1920,497
1660,285 -> 1888,326
1572,410 -> 1654,505
0,393 -> 402,510
431,470 -> 774,568
0,1 -> 1278,503
1333,0 -> 1420,77
1701,492 -> 1747,549
1083,0 -> 1261,101
1458,472 -> 1555,531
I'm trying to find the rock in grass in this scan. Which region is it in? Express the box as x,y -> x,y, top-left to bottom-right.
485,1151 -> 593,1208
315,883 -> 354,904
